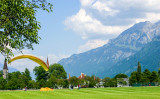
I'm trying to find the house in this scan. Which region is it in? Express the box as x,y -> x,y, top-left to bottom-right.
96,79 -> 104,88
69,73 -> 87,89
69,73 -> 104,88
78,73 -> 86,79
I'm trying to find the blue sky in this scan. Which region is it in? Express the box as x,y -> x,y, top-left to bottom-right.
1,0 -> 160,72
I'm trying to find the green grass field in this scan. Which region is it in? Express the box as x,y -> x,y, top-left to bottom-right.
0,87 -> 160,99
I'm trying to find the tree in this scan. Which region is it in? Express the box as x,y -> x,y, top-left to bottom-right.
57,79 -> 65,88
49,64 -> 67,79
0,70 -> 3,77
103,77 -> 111,87
143,69 -> 151,82
114,74 -> 128,79
0,77 -> 7,89
158,68 -> 160,78
33,66 -> 48,81
0,0 -> 53,57
37,79 -> 46,88
24,68 -> 32,80
129,71 -> 137,85
84,75 -> 97,88
117,78 -> 127,85
137,62 -> 142,82
18,74 -> 28,89
63,80 -> 69,88
78,79 -> 85,86
18,68 -> 32,87
108,78 -> 117,87
28,80 -> 37,89
8,71 -> 21,81
150,71 -> 158,82
69,76 -> 79,86
140,73 -> 150,83
6,78 -> 20,90
47,75 -> 57,88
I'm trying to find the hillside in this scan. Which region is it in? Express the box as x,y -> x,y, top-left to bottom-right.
107,37 -> 160,77
59,21 -> 160,78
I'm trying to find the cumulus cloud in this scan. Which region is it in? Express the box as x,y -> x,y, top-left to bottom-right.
47,54 -> 70,65
64,0 -> 160,53
77,39 -> 109,53
64,0 -> 160,40
64,9 -> 127,40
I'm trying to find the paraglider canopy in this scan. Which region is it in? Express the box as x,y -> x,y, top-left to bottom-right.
8,54 -> 49,71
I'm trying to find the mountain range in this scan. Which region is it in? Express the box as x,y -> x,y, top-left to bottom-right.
59,21 -> 160,78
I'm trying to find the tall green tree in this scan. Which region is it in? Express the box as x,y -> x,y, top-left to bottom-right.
129,71 -> 137,85
143,69 -> 151,82
18,74 -> 28,88
150,71 -> 158,82
137,62 -> 142,82
33,66 -> 48,81
49,64 -> 67,79
0,0 -> 53,57
24,68 -> 31,80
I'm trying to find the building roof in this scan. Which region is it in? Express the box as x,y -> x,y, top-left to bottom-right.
78,73 -> 86,79
3,59 -> 8,70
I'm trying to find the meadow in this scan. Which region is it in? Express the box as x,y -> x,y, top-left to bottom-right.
0,87 -> 160,99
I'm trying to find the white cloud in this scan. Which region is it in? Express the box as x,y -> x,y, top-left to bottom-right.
135,13 -> 160,23
77,39 -> 109,53
64,0 -> 160,40
47,54 -> 70,65
80,0 -> 95,7
64,0 -> 160,53
64,9 -> 127,40
92,1 -> 119,16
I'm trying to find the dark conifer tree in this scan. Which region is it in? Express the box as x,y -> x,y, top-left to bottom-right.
137,62 -> 141,82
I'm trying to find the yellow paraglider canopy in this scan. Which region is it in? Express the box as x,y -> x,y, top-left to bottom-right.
40,87 -> 53,91
8,54 -> 49,71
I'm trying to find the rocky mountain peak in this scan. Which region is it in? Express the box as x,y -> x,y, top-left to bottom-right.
109,21 -> 160,50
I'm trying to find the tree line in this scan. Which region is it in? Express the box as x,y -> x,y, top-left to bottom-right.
0,63 -> 102,90
0,62 -> 160,90
103,62 -> 160,87
0,64 -> 67,90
